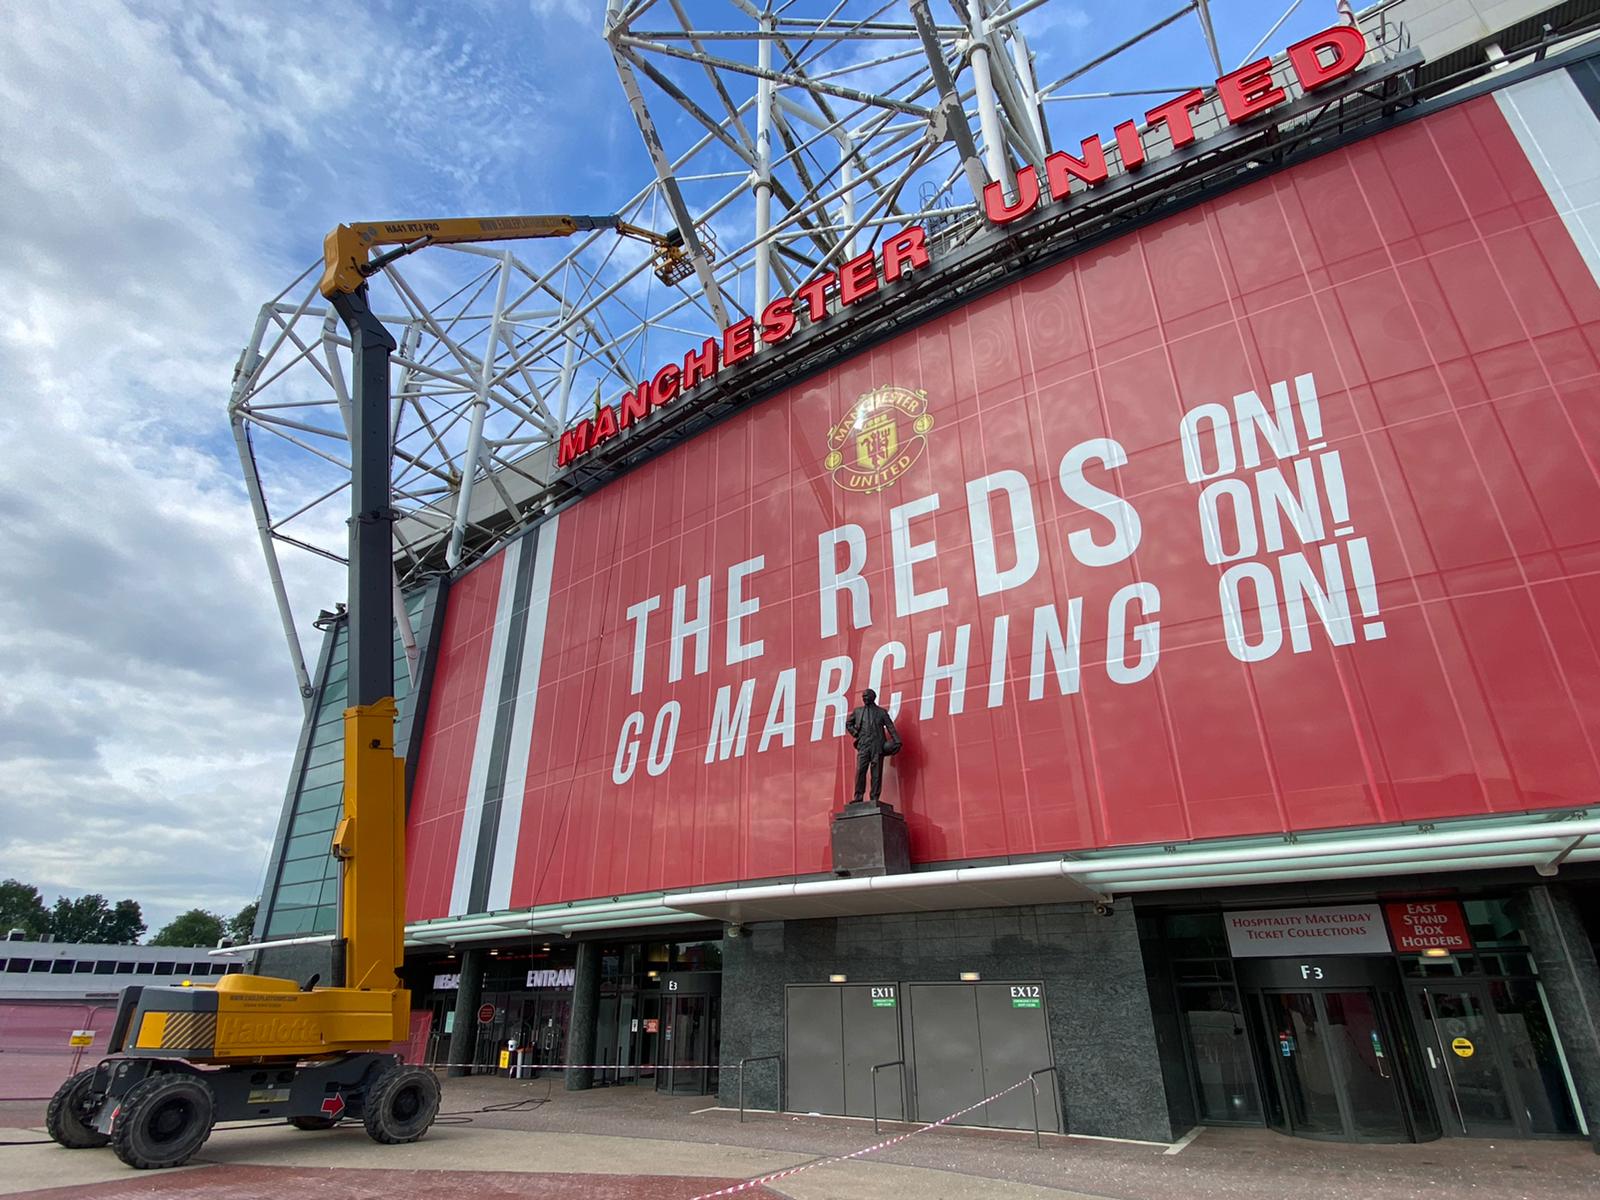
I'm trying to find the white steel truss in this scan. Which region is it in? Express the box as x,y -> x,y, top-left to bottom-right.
229,1 -> 1416,699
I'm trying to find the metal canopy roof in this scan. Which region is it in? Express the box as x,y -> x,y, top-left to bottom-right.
660,811 -> 1600,924
361,811 -> 1600,946
661,863 -> 1104,924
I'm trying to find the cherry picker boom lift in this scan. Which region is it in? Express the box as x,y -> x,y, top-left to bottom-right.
45,214 -> 692,1169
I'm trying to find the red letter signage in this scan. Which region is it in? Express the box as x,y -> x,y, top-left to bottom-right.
1289,26 -> 1367,92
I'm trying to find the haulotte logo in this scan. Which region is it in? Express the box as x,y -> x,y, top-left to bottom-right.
824,385 -> 935,494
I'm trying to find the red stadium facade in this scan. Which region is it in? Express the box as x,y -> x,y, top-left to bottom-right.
258,31 -> 1600,1149
411,86 -> 1600,912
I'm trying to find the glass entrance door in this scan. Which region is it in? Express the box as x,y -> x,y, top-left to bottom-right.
656,993 -> 720,1095
1254,988 -> 1412,1141
519,992 -> 571,1078
1411,979 -> 1579,1138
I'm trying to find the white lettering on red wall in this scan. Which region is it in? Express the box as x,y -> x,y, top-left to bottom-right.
1384,901 -> 1473,953
402,63 -> 1600,920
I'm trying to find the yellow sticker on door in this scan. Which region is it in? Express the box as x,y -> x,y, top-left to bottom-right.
1451,1037 -> 1474,1058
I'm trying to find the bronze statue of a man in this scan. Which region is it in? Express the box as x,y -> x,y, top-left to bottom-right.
844,688 -> 899,805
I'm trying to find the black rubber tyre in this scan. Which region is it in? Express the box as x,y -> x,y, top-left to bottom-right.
362,1066 -> 440,1145
110,1073 -> 215,1169
287,1115 -> 338,1130
46,1069 -> 109,1149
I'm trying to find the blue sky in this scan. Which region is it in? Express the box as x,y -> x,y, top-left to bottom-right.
0,0 -> 1345,934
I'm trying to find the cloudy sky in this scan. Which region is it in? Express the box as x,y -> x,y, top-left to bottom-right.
0,0 -> 1337,936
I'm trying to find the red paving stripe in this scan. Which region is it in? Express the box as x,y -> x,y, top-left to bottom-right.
11,1164 -> 782,1200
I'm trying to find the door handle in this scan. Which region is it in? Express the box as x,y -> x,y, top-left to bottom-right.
1426,1047 -> 1437,1069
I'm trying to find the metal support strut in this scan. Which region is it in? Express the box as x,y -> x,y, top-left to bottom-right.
327,285 -> 403,993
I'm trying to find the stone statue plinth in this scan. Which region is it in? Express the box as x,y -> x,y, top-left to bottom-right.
830,801 -> 910,877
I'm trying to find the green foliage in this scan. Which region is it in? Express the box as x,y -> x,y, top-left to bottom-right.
49,894 -> 146,944
0,878 -> 50,938
150,909 -> 226,948
226,901 -> 259,943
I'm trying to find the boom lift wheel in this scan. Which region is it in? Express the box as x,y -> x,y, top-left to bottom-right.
362,1065 -> 440,1144
110,1073 -> 215,1169
45,1069 -> 109,1149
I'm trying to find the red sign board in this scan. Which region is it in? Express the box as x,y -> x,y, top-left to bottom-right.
477,1003 -> 496,1024
404,78 -> 1600,923
1385,901 -> 1472,954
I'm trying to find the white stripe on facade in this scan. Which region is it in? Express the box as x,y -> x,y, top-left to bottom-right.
487,514 -> 561,911
448,538 -> 523,916
1495,70 -> 1600,287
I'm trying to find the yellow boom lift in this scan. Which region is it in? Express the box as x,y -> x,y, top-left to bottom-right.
45,214 -> 691,1168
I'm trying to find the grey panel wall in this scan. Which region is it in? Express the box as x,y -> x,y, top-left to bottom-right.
784,984 -> 905,1120
721,901 -> 1175,1142
843,985 -> 904,1120
785,985 -> 845,1115
898,982 -> 1057,1132
904,983 -> 983,1123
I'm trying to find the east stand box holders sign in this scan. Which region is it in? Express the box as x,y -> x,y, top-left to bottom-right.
556,24 -> 1369,470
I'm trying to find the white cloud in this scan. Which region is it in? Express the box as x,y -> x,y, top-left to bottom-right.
0,0 -> 490,932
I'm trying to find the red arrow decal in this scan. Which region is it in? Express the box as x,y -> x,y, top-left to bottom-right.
320,1093 -> 345,1120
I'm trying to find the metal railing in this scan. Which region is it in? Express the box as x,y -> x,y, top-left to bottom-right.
738,1053 -> 782,1123
1029,1065 -> 1063,1147
871,1059 -> 907,1133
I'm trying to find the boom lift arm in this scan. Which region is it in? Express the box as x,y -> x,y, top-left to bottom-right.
48,211 -> 688,1171
320,213 -> 694,297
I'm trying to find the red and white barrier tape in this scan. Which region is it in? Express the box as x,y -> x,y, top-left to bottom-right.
687,1075 -> 1039,1200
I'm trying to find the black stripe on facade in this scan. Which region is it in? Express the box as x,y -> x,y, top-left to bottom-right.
467,527 -> 541,912
1567,58 -> 1600,121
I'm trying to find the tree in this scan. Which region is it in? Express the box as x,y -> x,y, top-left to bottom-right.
49,893 -> 146,944
0,879 -> 50,938
105,899 -> 146,945
150,909 -> 226,948
226,900 -> 259,943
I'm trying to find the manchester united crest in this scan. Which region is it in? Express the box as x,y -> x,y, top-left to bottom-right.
824,385 -> 934,493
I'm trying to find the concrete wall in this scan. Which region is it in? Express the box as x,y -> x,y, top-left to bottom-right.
1395,0 -> 1563,61
718,901 -> 1176,1142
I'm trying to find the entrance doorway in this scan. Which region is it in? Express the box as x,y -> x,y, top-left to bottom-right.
1239,958 -> 1436,1143
658,991 -> 719,1095
1409,978 -> 1578,1137
516,991 -> 572,1077
595,972 -> 719,1095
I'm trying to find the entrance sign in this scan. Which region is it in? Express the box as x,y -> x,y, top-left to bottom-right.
1384,901 -> 1472,954
526,968 -> 576,988
1225,906 -> 1392,957
477,1003 -> 496,1023
1452,1037 -> 1475,1058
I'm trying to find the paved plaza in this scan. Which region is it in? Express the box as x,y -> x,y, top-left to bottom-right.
1,1077 -> 1593,1199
